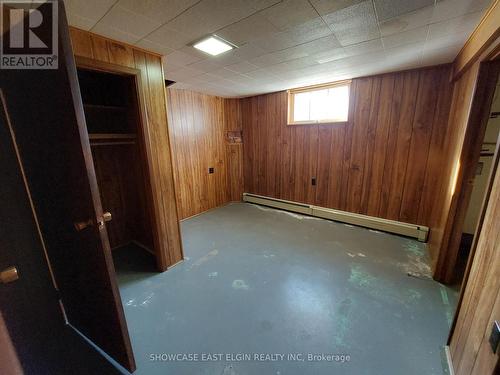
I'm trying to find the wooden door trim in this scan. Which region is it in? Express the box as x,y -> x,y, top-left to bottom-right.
76,55 -> 140,77
160,63 -> 184,263
448,131 -> 500,345
74,55 -> 165,272
434,60 -> 500,284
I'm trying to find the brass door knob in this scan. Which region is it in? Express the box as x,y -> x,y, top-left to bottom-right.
0,266 -> 19,284
74,218 -> 93,231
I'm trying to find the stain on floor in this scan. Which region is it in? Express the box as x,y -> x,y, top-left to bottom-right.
112,203 -> 458,375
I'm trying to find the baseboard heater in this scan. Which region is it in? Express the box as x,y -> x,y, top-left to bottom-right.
242,193 -> 429,242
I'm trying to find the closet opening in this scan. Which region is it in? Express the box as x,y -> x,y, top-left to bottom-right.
77,64 -> 156,271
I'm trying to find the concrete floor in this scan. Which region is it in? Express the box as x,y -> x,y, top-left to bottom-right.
112,202 -> 457,375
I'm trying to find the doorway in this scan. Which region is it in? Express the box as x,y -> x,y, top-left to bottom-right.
454,77 -> 500,285
76,59 -> 159,272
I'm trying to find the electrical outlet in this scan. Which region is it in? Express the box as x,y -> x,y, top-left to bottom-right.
311,177 -> 316,186
208,167 -> 214,174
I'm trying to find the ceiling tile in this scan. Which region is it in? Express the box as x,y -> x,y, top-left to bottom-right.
165,66 -> 205,81
186,59 -> 222,73
216,13 -> 281,46
428,11 -> 484,40
229,43 -> 268,60
181,74 -> 219,85
145,24 -> 195,50
374,0 -> 434,22
383,42 -> 425,67
117,0 -> 200,25
253,32 -> 297,52
326,49 -> 386,70
135,39 -> 175,55
210,67 -> 245,80
244,68 -> 282,81
162,60 -> 184,73
309,0 -> 364,16
432,0 -> 491,24
276,55 -> 320,72
323,1 -> 380,46
284,17 -> 332,45
67,13 -> 96,31
379,5 -> 433,37
291,35 -> 342,56
163,0 -> 280,39
177,44 -> 213,60
262,0 -> 318,30
165,50 -> 203,66
91,23 -> 142,45
249,47 -> 309,67
93,6 -> 162,40
382,26 -> 428,49
421,43 -> 462,66
343,38 -> 384,56
64,0 -> 116,29
228,74 -> 255,84
313,47 -> 347,64
225,61 -> 260,74
170,83 -> 193,89
191,73 -> 223,83
424,31 -> 470,52
210,52 -> 245,66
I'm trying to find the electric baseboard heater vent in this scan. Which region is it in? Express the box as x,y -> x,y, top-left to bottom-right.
242,193 -> 429,242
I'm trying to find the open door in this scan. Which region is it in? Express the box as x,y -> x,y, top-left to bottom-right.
0,1 -> 135,372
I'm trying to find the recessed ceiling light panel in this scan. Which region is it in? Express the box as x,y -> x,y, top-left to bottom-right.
193,35 -> 235,56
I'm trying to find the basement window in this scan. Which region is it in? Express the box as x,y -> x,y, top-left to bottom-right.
288,80 -> 351,125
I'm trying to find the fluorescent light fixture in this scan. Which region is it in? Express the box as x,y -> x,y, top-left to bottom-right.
193,35 -> 234,56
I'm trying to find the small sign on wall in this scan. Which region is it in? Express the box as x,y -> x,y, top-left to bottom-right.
226,131 -> 242,144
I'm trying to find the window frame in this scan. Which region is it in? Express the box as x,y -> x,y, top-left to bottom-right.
287,80 -> 351,126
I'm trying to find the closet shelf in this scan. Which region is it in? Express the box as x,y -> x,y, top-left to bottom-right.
84,103 -> 128,111
89,133 -> 137,140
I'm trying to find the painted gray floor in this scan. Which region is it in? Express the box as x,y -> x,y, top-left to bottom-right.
113,202 -> 457,375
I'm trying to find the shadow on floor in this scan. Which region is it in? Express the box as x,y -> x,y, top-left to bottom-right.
112,243 -> 157,285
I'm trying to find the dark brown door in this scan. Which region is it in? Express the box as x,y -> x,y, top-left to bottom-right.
0,90 -> 121,375
0,2 -> 135,372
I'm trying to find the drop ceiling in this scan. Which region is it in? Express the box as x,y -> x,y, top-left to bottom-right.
66,0 -> 491,97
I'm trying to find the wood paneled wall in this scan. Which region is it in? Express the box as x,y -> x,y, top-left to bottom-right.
166,89 -> 243,219
69,27 -> 183,269
242,65 -> 454,228
224,98 -> 244,203
91,144 -> 153,250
